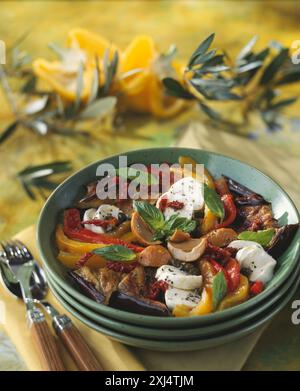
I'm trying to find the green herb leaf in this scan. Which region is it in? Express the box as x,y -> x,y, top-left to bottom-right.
236,36 -> 258,61
204,183 -> 225,219
212,271 -> 227,309
260,48 -> 289,85
153,214 -> 197,241
116,167 -> 159,186
18,161 -> 72,199
0,121 -> 19,144
92,245 -> 136,262
163,214 -> 196,234
199,102 -> 221,121
133,200 -> 165,231
188,33 -> 215,68
80,96 -> 117,119
163,77 -> 194,100
238,228 -> 276,246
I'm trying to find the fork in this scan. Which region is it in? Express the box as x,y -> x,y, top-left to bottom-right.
1,240 -> 65,371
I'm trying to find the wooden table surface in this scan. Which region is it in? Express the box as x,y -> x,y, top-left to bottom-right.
0,0 -> 299,371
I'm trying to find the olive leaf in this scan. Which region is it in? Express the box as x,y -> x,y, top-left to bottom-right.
188,33 -> 215,68
162,77 -> 194,100
0,121 -> 19,145
260,48 -> 289,85
80,96 -> 117,119
17,161 -> 72,200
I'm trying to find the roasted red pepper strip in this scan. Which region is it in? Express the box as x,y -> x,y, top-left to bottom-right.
205,243 -> 231,264
225,258 -> 240,292
250,280 -> 264,296
64,209 -> 143,252
217,194 -> 237,228
209,259 -> 232,292
82,218 -> 118,227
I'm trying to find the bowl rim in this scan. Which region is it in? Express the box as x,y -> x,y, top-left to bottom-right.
45,260 -> 300,338
48,270 -> 300,351
37,147 -> 300,325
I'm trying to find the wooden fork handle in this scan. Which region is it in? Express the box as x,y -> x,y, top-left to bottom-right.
27,309 -> 66,371
53,315 -> 102,371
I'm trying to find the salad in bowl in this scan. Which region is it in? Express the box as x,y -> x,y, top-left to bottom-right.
54,155 -> 299,318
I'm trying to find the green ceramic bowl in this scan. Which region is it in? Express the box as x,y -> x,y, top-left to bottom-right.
47,272 -> 300,351
37,147 -> 300,328
45,261 -> 300,341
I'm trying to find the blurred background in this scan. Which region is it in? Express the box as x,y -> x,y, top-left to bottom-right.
0,0 -> 299,237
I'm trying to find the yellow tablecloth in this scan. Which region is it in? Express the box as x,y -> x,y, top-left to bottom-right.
1,122 -> 299,371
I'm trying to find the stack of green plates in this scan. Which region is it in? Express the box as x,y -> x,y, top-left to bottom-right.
37,148 -> 300,351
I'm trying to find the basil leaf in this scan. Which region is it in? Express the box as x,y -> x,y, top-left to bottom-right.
212,271 -> 227,309
204,183 -> 225,219
238,228 -> 275,246
154,215 -> 197,241
92,245 -> 136,262
133,200 -> 165,231
116,167 -> 158,186
164,214 -> 196,235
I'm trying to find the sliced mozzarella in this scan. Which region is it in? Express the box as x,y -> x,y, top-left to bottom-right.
83,208 -> 104,234
156,265 -> 203,290
156,177 -> 204,220
235,245 -> 276,283
165,287 -> 201,311
83,204 -> 122,234
229,240 -> 277,284
228,240 -> 263,250
95,204 -> 121,220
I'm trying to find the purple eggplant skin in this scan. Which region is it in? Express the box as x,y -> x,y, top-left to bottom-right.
109,291 -> 170,317
69,271 -> 105,304
267,224 -> 299,258
224,176 -> 267,206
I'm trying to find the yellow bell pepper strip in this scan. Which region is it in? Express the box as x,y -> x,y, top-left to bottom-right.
56,225 -> 107,255
57,250 -> 106,269
190,287 -> 214,316
173,287 -> 213,317
217,275 -> 249,311
172,304 -> 191,318
173,259 -> 216,317
63,209 -> 144,252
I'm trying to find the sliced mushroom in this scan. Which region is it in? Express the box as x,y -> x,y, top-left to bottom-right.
169,229 -> 191,243
138,245 -> 172,267
167,238 -> 207,262
130,211 -> 161,246
205,228 -> 237,247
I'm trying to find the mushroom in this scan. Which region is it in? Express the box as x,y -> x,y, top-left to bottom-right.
205,228 -> 237,247
138,245 -> 172,267
130,211 -> 161,246
169,229 -> 191,243
167,237 -> 207,262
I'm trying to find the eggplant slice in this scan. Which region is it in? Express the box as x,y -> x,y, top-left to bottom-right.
224,176 -> 268,206
109,291 -> 170,317
267,224 -> 299,258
